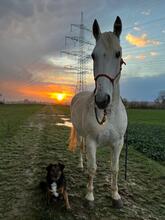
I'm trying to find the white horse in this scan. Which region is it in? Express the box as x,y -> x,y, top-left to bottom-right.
69,16 -> 127,208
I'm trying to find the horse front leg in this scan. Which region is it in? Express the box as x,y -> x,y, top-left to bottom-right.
77,136 -> 85,169
85,138 -> 97,202
111,139 -> 123,208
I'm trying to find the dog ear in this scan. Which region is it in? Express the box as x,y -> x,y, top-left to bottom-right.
46,163 -> 53,171
58,163 -> 65,171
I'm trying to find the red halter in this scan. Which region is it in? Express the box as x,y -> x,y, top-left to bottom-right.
94,58 -> 126,90
93,58 -> 126,125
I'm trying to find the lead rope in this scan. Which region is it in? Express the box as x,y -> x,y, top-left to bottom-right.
94,107 -> 107,125
124,125 -> 128,180
120,97 -> 129,181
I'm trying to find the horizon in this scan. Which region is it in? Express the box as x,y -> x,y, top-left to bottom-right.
0,0 -> 165,104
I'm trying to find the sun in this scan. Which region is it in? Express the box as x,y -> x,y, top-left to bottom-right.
50,92 -> 66,102
56,93 -> 65,101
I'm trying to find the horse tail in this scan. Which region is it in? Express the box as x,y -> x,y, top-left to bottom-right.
68,125 -> 77,152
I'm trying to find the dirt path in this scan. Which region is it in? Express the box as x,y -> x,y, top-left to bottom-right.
0,105 -> 164,220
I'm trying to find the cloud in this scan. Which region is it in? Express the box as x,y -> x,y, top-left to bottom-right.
124,51 -> 159,66
124,54 -> 146,61
0,0 -> 34,19
125,33 -> 160,47
134,22 -> 139,26
135,54 -> 146,60
150,51 -> 158,56
133,26 -> 141,32
141,9 -> 151,16
162,30 -> 165,34
123,54 -> 133,60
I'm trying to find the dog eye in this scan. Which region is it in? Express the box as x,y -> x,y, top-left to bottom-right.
116,51 -> 121,58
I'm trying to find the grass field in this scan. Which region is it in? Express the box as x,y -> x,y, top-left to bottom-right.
0,104 -> 164,220
127,109 -> 165,163
0,104 -> 43,144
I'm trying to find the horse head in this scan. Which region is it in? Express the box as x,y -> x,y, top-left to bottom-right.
92,16 -> 123,109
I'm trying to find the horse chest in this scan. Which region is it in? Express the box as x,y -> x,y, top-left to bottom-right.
97,125 -> 120,146
83,111 -> 124,145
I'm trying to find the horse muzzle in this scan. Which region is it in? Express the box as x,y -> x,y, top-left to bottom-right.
95,94 -> 110,109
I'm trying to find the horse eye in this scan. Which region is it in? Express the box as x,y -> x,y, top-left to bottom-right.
116,51 -> 121,58
91,53 -> 95,60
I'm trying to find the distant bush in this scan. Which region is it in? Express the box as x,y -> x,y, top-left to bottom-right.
122,99 -> 165,109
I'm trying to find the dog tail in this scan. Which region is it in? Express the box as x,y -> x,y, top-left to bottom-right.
68,125 -> 77,152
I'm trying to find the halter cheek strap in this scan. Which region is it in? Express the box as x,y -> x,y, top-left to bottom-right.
94,58 -> 126,93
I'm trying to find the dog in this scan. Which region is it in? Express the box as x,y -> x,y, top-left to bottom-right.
45,162 -> 71,210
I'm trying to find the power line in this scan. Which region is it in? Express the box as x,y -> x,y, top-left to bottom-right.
124,16 -> 165,31
123,47 -> 165,56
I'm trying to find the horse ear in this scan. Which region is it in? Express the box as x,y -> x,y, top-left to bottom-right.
93,19 -> 101,41
113,16 -> 122,38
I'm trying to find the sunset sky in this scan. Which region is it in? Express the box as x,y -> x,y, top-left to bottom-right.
0,0 -> 165,103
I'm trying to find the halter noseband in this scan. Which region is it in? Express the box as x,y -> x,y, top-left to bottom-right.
94,58 -> 126,88
94,58 -> 126,125
94,72 -> 120,86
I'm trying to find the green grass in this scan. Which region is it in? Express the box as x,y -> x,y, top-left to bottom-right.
127,109 -> 165,163
127,109 -> 165,125
0,104 -> 44,144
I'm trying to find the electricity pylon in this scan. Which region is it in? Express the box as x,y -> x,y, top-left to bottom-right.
61,12 -> 93,93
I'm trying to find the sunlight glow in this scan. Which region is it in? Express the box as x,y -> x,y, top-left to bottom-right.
50,92 -> 66,102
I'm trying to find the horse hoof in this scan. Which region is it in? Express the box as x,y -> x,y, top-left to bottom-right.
112,199 -> 123,209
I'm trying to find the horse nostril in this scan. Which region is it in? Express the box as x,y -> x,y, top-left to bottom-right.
105,94 -> 110,105
95,94 -> 110,109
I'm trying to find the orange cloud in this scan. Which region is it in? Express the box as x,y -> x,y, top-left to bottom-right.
135,54 -> 146,60
124,54 -> 146,60
125,33 -> 160,47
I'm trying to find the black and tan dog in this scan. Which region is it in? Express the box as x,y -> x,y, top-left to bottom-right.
44,163 -> 71,210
